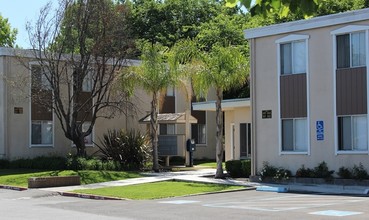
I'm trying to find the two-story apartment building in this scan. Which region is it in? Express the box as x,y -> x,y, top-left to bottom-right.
245,8 -> 369,175
0,48 -> 216,161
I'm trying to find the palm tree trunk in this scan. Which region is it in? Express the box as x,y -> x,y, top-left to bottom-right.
215,89 -> 224,179
151,91 -> 159,172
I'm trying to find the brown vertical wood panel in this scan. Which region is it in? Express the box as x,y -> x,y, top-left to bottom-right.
191,110 -> 206,124
160,96 -> 175,113
280,74 -> 307,118
76,91 -> 93,121
336,67 -> 367,115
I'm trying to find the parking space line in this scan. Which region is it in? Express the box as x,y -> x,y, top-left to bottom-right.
309,210 -> 363,217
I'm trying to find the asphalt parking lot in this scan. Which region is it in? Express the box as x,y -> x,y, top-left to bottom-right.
1,188 -> 369,219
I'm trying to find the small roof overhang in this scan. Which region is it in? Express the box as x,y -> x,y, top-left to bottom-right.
192,98 -> 250,111
139,112 -> 198,124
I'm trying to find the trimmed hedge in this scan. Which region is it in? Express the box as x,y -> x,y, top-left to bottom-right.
225,160 -> 251,178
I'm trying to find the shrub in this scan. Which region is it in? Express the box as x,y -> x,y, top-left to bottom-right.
337,166 -> 353,179
352,163 -> 368,180
313,161 -> 334,179
296,165 -> 314,178
259,161 -> 291,181
65,156 -> 122,171
225,160 -> 251,178
96,129 -> 151,170
0,159 -> 10,168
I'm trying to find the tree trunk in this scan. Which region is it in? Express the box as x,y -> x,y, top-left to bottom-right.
214,89 -> 224,179
151,91 -> 159,172
74,137 -> 87,157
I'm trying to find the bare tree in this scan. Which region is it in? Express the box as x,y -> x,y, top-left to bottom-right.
26,0 -> 135,156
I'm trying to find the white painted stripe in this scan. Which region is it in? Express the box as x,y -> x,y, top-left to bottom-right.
309,210 -> 363,217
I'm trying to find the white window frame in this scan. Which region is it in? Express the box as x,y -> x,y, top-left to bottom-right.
280,118 -> 308,153
29,62 -> 54,148
276,34 -> 310,155
337,115 -> 368,153
332,25 -> 369,155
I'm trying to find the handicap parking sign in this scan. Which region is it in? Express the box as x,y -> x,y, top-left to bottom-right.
316,121 -> 324,141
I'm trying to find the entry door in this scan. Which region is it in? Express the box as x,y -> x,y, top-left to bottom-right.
240,123 -> 251,158
230,123 -> 235,159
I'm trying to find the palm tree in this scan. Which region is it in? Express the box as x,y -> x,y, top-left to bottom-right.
192,44 -> 248,178
123,42 -> 177,172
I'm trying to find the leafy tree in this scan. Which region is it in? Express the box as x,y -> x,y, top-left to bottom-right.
126,0 -> 223,47
26,0 -> 134,156
0,14 -> 17,47
192,45 -> 248,178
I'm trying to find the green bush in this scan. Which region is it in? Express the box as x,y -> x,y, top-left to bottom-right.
96,129 -> 151,170
337,166 -> 353,179
296,165 -> 314,178
225,160 -> 251,178
352,163 -> 368,180
313,161 -> 334,179
65,156 -> 122,171
259,161 -> 291,181
0,159 -> 10,168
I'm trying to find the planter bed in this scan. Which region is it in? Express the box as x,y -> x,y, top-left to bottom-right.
250,176 -> 369,186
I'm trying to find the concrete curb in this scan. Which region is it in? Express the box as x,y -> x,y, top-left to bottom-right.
58,192 -> 124,200
0,185 -> 28,191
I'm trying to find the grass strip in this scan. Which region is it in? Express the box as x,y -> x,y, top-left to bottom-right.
73,180 -> 245,200
0,169 -> 142,187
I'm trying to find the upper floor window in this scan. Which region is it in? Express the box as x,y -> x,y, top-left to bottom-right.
82,71 -> 93,92
337,31 -> 366,68
280,41 -> 306,75
166,86 -> 175,97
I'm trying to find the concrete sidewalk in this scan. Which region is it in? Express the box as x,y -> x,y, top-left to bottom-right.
37,168 -> 369,196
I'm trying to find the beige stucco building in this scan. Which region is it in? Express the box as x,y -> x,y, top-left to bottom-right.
245,8 -> 369,175
193,98 -> 251,161
0,48 -> 216,161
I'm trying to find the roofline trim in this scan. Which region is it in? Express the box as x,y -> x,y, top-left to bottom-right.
244,8 -> 369,39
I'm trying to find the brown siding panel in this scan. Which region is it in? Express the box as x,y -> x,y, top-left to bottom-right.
280,74 -> 307,118
336,67 -> 367,115
160,96 -> 175,113
76,92 -> 93,121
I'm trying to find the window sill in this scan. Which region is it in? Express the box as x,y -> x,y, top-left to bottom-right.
30,145 -> 53,148
280,151 -> 309,155
336,150 -> 368,155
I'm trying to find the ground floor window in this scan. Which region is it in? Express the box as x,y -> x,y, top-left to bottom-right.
192,124 -> 206,144
338,115 -> 367,151
31,120 -> 53,145
281,118 -> 307,152
160,124 -> 175,135
82,122 -> 93,145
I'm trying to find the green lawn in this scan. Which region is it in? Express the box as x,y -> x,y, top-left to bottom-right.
0,169 -> 142,187
195,161 -> 225,169
73,181 -> 244,200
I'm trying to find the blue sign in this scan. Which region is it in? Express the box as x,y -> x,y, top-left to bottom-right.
316,121 -> 324,141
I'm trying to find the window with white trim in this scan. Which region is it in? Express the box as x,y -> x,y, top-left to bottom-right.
82,71 -> 93,92
192,124 -> 206,144
338,115 -> 368,151
280,41 -> 306,75
82,122 -> 93,145
160,124 -> 175,135
31,65 -> 53,146
281,118 -> 307,152
337,31 -> 366,68
31,121 -> 53,145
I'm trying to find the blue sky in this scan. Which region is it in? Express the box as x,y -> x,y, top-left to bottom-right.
0,0 -> 53,48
